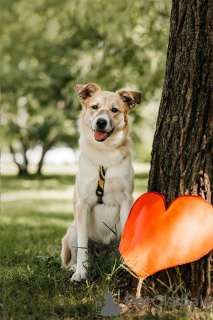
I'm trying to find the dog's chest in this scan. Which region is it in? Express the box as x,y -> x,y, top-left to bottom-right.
103,173 -> 126,204
78,156 -> 133,205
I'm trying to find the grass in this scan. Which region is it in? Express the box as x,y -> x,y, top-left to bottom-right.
1,166 -> 212,319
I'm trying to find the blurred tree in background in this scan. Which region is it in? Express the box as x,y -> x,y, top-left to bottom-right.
1,0 -> 171,174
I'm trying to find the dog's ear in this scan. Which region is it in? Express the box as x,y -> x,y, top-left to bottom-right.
117,89 -> 142,110
76,83 -> 100,103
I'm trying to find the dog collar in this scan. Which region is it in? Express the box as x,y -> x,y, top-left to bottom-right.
96,166 -> 106,204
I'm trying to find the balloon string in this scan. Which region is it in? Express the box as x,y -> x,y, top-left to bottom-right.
136,278 -> 143,298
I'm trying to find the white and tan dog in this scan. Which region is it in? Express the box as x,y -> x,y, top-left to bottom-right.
61,83 -> 142,281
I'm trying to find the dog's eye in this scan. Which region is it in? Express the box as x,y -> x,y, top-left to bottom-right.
91,105 -> 98,110
111,107 -> 119,113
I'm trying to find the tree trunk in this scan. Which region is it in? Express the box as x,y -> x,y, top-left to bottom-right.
36,137 -> 58,175
9,145 -> 28,175
148,0 -> 213,299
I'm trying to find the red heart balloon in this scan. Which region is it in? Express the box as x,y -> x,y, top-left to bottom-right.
119,192 -> 213,278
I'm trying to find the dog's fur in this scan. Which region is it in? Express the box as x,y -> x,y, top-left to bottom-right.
61,83 -> 142,281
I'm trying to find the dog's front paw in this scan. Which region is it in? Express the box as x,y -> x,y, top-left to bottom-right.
71,269 -> 87,282
70,264 -> 77,272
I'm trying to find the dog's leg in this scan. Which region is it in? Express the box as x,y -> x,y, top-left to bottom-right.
71,200 -> 90,282
61,224 -> 77,268
120,196 -> 133,233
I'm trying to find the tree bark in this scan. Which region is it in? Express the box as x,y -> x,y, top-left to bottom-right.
148,0 -> 213,298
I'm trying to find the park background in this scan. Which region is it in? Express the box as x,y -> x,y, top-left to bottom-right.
2,0 -> 171,173
2,0 -> 212,319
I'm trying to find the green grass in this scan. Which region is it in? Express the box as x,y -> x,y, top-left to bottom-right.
1,170 -> 212,319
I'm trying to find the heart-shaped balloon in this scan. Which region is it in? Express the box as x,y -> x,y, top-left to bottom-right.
119,192 -> 213,278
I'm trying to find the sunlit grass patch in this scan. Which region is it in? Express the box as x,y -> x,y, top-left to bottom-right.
3,199 -> 73,228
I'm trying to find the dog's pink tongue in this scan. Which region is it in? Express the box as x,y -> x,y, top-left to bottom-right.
94,130 -> 107,141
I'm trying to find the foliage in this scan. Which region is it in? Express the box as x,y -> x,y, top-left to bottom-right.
1,0 -> 171,173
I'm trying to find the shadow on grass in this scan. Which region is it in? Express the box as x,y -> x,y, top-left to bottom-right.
134,172 -> 149,180
2,173 -> 76,181
3,206 -> 73,222
1,174 -> 76,193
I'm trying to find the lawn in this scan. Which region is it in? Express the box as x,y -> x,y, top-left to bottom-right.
1,165 -> 212,319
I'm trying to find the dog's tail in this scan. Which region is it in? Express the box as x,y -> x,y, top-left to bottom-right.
61,233 -> 72,267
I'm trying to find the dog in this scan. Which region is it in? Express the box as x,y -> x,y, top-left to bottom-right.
61,83 -> 142,281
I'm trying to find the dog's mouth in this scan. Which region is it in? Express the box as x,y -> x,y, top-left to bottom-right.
93,128 -> 114,142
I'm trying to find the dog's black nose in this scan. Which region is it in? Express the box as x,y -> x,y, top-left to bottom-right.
96,118 -> 107,129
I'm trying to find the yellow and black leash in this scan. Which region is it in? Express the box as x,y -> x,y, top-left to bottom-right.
96,166 -> 106,204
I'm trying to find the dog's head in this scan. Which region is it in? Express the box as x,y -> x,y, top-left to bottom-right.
76,83 -> 142,143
